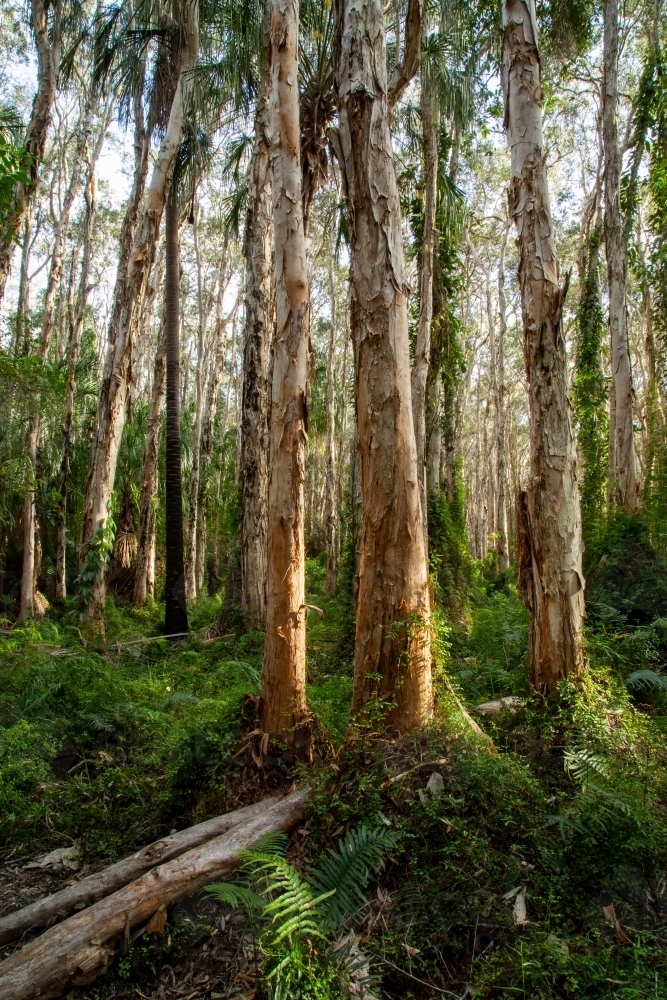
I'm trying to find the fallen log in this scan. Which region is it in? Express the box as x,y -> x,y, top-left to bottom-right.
0,787 -> 308,1000
0,797 -> 274,946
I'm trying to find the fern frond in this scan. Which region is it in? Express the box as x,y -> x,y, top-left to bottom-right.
161,692 -> 201,710
308,824 -> 400,931
564,746 -> 612,784
241,850 -> 327,943
203,882 -> 264,913
625,670 -> 667,692
249,831 -> 288,856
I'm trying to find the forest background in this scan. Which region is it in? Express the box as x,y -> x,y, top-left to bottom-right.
1,0 -> 667,997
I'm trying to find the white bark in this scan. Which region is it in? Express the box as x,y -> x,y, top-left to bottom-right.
502,0 -> 585,691
603,0 -> 638,513
334,0 -> 432,731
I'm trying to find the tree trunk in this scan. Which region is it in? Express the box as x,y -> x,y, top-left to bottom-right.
411,42 -> 439,539
502,0 -> 585,693
496,225 -> 509,570
133,318 -> 167,606
14,203 -> 34,354
196,287 -> 234,593
80,3 -> 198,615
55,166 -> 99,599
240,77 -> 273,627
324,221 -> 338,597
185,206 -> 207,603
163,195 -> 189,635
603,0 -> 638,514
0,0 -> 62,302
334,0 -> 432,732
260,0 -> 311,745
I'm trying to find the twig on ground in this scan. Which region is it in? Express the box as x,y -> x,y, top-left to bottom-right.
381,759 -> 448,789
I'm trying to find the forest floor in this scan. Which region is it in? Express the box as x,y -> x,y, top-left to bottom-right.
2,540 -> 667,998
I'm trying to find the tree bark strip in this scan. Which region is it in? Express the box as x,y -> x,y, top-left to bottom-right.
0,790 -> 308,1000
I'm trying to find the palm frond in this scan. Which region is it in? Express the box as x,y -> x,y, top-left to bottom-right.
625,669 -> 667,692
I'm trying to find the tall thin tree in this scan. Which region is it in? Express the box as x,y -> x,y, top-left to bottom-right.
333,0 -> 432,731
501,0 -> 585,692
260,0 -> 311,745
163,189 -> 189,634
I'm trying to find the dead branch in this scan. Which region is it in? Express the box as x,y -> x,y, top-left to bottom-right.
0,788 -> 308,1000
0,797 -> 276,947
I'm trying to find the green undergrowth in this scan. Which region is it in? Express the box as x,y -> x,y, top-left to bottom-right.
1,553 -> 667,998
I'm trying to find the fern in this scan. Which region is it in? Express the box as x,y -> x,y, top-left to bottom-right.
308,824 -> 401,931
240,850 -> 332,944
204,882 -> 264,915
564,746 -> 612,784
161,692 -> 201,710
625,670 -> 667,693
205,823 -> 396,999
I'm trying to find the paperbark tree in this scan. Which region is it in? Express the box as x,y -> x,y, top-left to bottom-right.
603,0 -> 639,514
502,0 -> 585,692
411,33 -> 440,538
324,218 -> 338,597
496,224 -> 509,571
80,1 -> 199,615
333,0 -> 432,732
240,73 -> 273,627
133,320 -> 167,607
55,160 -> 101,600
196,287 -> 236,592
0,0 -> 62,302
164,193 -> 189,635
260,0 -> 311,745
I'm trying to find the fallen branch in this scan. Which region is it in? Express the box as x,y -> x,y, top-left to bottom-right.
381,759 -> 448,789
0,788 -> 308,1000
112,632 -> 189,650
0,797 -> 283,947
443,676 -> 497,753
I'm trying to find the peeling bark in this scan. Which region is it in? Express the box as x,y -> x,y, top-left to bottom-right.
502,0 -> 585,692
334,0 -> 432,731
260,0 -> 311,745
